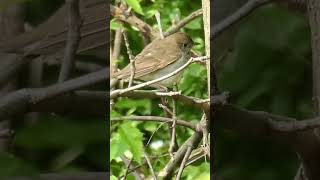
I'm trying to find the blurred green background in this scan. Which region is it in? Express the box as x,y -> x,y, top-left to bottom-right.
0,0 -> 107,178
216,4 -> 311,180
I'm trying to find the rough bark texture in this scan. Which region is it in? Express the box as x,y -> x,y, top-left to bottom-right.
299,0 -> 320,179
0,4 -> 25,151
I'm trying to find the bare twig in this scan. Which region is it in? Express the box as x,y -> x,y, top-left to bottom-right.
176,146 -> 192,180
122,29 -> 135,87
215,104 -> 320,134
121,156 -> 144,180
58,0 -> 81,82
159,104 -> 173,116
159,131 -> 202,180
111,28 -> 122,74
111,5 -> 155,40
146,121 -> 167,147
0,68 -> 108,121
169,85 -> 178,157
164,9 -> 202,37
211,0 -> 270,39
123,157 -> 133,180
155,11 -> 164,39
111,116 -> 196,131
144,151 -> 158,180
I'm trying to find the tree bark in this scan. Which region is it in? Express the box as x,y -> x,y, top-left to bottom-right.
0,3 -> 25,151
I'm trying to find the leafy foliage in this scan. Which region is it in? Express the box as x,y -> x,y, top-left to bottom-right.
110,0 -> 208,179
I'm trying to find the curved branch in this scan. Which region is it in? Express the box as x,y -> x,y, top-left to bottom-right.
215,104 -> 320,135
111,116 -> 196,131
110,5 -> 154,40
164,9 -> 203,37
58,0 -> 81,82
0,68 -> 108,121
211,0 -> 270,39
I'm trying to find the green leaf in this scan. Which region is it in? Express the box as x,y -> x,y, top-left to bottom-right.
184,17 -> 202,30
143,122 -> 158,132
110,134 -> 128,161
110,175 -> 118,180
146,9 -> 158,19
110,19 -> 122,30
115,99 -> 152,115
118,122 -> 143,164
183,163 -> 210,180
125,0 -> 144,15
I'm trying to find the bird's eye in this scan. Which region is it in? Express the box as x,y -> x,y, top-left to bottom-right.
182,43 -> 187,48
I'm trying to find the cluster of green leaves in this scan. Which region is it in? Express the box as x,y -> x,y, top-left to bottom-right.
110,0 -> 209,179
217,4 -> 311,180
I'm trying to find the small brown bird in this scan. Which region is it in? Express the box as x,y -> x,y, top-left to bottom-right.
112,32 -> 194,87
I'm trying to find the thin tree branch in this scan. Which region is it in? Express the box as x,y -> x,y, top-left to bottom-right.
176,146 -> 192,180
159,131 -> 202,180
211,0 -> 270,39
215,104 -> 320,134
0,68 -> 108,121
111,28 -> 122,74
110,5 -> 154,40
164,9 -> 202,37
121,156 -> 144,180
144,151 -> 158,180
122,29 -> 135,87
111,116 -> 196,131
58,0 -> 81,82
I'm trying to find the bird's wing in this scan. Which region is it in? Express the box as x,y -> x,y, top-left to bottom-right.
113,40 -> 181,80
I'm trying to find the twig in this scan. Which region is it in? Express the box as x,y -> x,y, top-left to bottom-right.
159,131 -> 202,179
211,0 -> 270,39
155,91 -> 181,96
121,155 -> 144,180
110,56 -> 209,99
176,146 -> 192,180
198,114 -> 210,158
111,116 -> 196,131
116,90 -> 209,110
111,5 -> 155,40
111,28 -> 122,74
0,68 -> 108,121
144,150 -> 158,180
58,0 -> 81,82
155,11 -> 164,39
123,157 -> 133,180
169,85 -> 178,157
164,9 -> 202,37
186,148 -> 207,166
122,29 -> 135,87
159,104 -> 173,116
146,121 -> 167,147
215,104 -> 320,134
